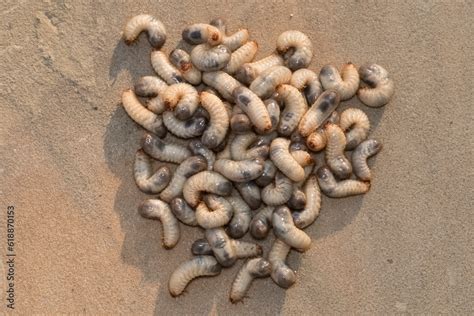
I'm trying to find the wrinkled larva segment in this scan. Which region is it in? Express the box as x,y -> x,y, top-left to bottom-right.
256,159 -> 278,187
196,194 -> 233,229
226,189 -> 252,238
277,84 -> 308,136
316,166 -> 370,198
170,197 -> 197,226
307,128 -> 327,152
292,175 -> 321,228
262,172 -> 292,205
276,30 -> 313,70
352,139 -> 383,181
205,227 -> 237,267
225,41 -> 258,74
234,53 -> 284,85
235,181 -> 261,210
182,23 -> 223,46
288,186 -> 306,210
358,63 -> 395,108
191,44 -> 231,72
290,69 -> 323,105
324,123 -> 352,179
249,206 -> 274,239
134,150 -> 171,194
270,138 -> 305,182
272,206 -> 311,252
200,92 -> 230,149
183,171 -> 233,207
134,76 -> 168,98
230,106 -> 253,134
222,29 -> 250,52
169,49 -> 202,85
298,90 -> 340,137
162,111 -> 206,139
192,238 -> 262,259
339,108 -> 370,150
268,238 -> 296,288
188,140 -> 216,171
230,132 -> 268,161
250,66 -> 292,99
123,14 -> 166,48
162,83 -> 199,120
319,63 -> 360,100
230,258 -> 271,303
142,133 -> 192,164
150,51 -> 184,85
290,150 -> 314,167
202,71 -> 242,102
214,158 -> 264,182
264,98 -> 281,133
233,86 -> 273,133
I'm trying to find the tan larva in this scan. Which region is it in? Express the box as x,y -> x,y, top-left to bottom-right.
192,238 -> 262,259
319,63 -> 360,100
230,106 -> 252,134
196,194 -> 233,229
262,172 -> 292,206
325,123 -> 352,179
168,256 -> 222,297
233,86 -> 272,133
227,189 -> 252,238
134,76 -> 168,98
316,166 -> 370,198
230,258 -> 271,303
191,44 -> 231,72
188,140 -> 216,171
272,206 -> 311,252
339,108 -> 370,150
276,30 -> 313,70
277,84 -> 308,136
142,133 -> 191,164
202,71 -> 242,102
182,23 -> 223,46
200,92 -> 230,149
268,238 -> 296,289
121,89 -> 167,136
169,49 -> 202,85
205,227 -> 237,267
249,66 -> 292,99
160,155 -> 208,203
358,63 -> 395,108
249,206 -> 274,239
224,41 -> 258,74
170,197 -> 197,226
134,150 -> 171,194
230,132 -> 268,161
298,90 -> 340,137
290,150 -> 314,167
291,175 -> 321,229
307,128 -> 327,152
214,158 -> 264,182
150,51 -> 184,85
270,138 -> 305,182
290,68 -> 323,105
255,159 -> 277,187
138,199 -> 180,249
123,14 -> 166,49
234,53 -> 284,85
235,181 -> 261,210
183,171 -> 233,207
162,112 -> 206,138
222,29 -> 250,52
161,83 -> 199,120
352,139 -> 383,181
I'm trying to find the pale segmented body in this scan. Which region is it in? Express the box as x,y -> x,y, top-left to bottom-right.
233,86 -> 272,133
150,51 -> 184,85
134,76 -> 168,98
230,106 -> 252,134
226,189 -> 252,238
277,84 -> 308,136
142,133 -> 191,163
182,23 -> 223,45
205,228 -> 237,267
191,44 -> 231,72
290,68 -> 323,105
230,132 -> 268,161
250,66 -> 292,99
358,63 -> 394,108
307,128 -> 326,152
188,140 -> 216,170
325,123 -> 352,179
262,172 -> 292,205
316,166 -> 370,198
162,111 -> 206,138
134,150 -> 171,194
292,175 -> 321,228
192,238 -> 262,259
255,160 -> 277,187
123,14 -> 166,48
234,53 -> 284,85
319,63 -> 360,100
290,150 -> 313,167
270,138 -> 305,182
264,98 -> 281,133
339,108 -> 370,150
161,83 -> 199,120
268,239 -> 296,288
288,186 -> 306,210
214,158 -> 264,182
298,90 -> 340,137
225,41 -> 258,74
170,49 -> 202,85
200,92 -> 230,148
235,181 -> 261,210
272,206 -> 311,252
202,71 -> 242,102
222,29 -> 250,52
276,30 -> 313,70
170,197 -> 197,226
249,206 -> 274,239
196,195 -> 233,229
352,139 -> 382,181
183,171 -> 233,207
230,258 -> 271,303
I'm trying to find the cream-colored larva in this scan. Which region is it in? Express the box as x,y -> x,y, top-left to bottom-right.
202,71 -> 242,102
316,166 -> 370,198
290,68 -> 323,105
235,181 -> 261,210
291,175 -> 321,229
227,189 -> 252,238
276,30 -> 313,70
215,133 -> 234,160
234,53 -> 284,85
288,186 -> 306,210
249,66 -> 292,99
162,111 -> 206,138
183,171 -> 233,207
205,227 -> 237,267
142,133 -> 191,164
160,155 -> 208,203
224,41 -> 258,74
214,158 -> 264,182
358,63 -> 395,108
169,49 -> 202,85
290,150 -> 314,167
230,258 -> 271,303
255,130 -> 279,147
170,197 -> 197,226
264,98 -> 281,133
150,51 -> 184,85
192,237 -> 262,260
161,83 -> 199,120
262,172 -> 292,205
222,29 -> 250,52
319,63 -> 360,100
249,206 -> 274,239
200,91 -> 230,149
277,84 -> 308,136
339,108 -> 370,150
134,76 -> 168,98
306,128 -> 326,152
233,86 -> 272,133
182,23 -> 223,46
325,123 -> 352,179
196,194 -> 233,229
168,256 -> 222,297
134,150 -> 171,194
188,140 -> 216,171
146,96 -> 167,115
298,90 -> 340,137
162,132 -> 191,148
270,138 -> 305,182
230,132 -> 268,161
191,44 -> 231,72
272,206 -> 311,252
268,238 -> 296,289
255,159 -> 277,187
230,106 -> 252,134
123,14 -> 166,48
138,199 -> 180,249
352,139 -> 383,181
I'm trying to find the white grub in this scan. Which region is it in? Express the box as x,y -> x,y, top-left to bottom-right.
182,23 -> 223,45
162,83 -> 199,120
292,175 -> 321,228
264,98 -> 281,133
277,84 -> 308,136
138,199 -> 180,249
290,68 -> 323,105
141,133 -> 191,164
270,137 -> 305,182
205,227 -> 237,267
123,14 -> 166,48
196,194 -> 233,229
316,166 -> 370,198
250,66 -> 292,99
191,44 -> 231,72
183,171 -> 233,207
134,76 -> 168,98
234,53 -> 284,85
288,186 -> 306,210
134,150 -> 171,194
268,238 -> 296,288
276,30 -> 313,70
319,63 -> 360,100
168,256 -> 221,297
262,172 -> 292,206
324,123 -> 352,179
200,92 -> 230,149
150,51 -> 184,85
170,197 -> 197,226
290,150 -> 314,167
202,71 -> 242,102
216,133 -> 234,159
226,189 -> 252,238
188,140 -> 216,170
192,237 -> 262,259
223,29 -> 250,52
306,128 -> 327,152
272,206 -> 311,252
298,90 -> 340,137
235,181 -> 261,210
255,159 -> 277,187
249,206 -> 274,239
214,158 -> 264,182
230,106 -> 252,134
121,89 -> 166,136
160,155 -> 208,202
146,95 -> 167,115
162,132 -> 191,148
230,258 -> 271,303
170,49 -> 202,85
352,139 -> 383,181
233,86 -> 272,133
358,63 -> 394,108
230,132 -> 269,161
162,111 -> 206,139
225,41 -> 258,74
339,108 -> 370,150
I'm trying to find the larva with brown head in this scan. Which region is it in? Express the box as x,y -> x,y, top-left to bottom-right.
161,83 -> 199,120
352,139 -> 383,181
182,23 -> 223,46
339,108 -> 370,150
191,44 -> 231,72
150,51 -> 184,85
316,166 -> 370,198
358,63 -> 395,108
276,30 -> 313,70
123,14 -> 166,49
319,63 -> 360,100
230,258 -> 271,303
134,150 -> 171,194
169,49 -> 202,85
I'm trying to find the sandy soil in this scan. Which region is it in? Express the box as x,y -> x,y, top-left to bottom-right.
0,0 -> 472,314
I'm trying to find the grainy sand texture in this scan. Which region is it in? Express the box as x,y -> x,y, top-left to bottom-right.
0,0 -> 473,314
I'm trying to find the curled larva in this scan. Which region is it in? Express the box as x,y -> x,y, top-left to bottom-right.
162,111 -> 206,138
200,92 -> 230,149
146,96 -> 167,115
191,44 -> 231,72
262,172 -> 292,206
316,166 -> 370,198
255,159 -> 277,187
290,150 -> 314,167
270,138 -> 305,182
339,108 -> 370,150
182,23 -> 223,46
288,186 -> 306,210
325,123 -> 352,179
292,175 -> 321,228
168,256 -> 221,297
150,51 -> 184,85
134,76 -> 168,98
306,128 -> 326,152
250,66 -> 292,99
161,83 -> 199,120
264,98 -> 281,133
268,238 -> 296,289
277,84 -> 308,136
276,30 -> 313,70
205,228 -> 237,267
319,63 -> 360,100
196,194 -> 233,229
298,90 -> 340,137
233,86 -> 272,133
230,258 -> 271,303
230,106 -> 252,134
358,63 -> 394,108
160,155 -> 208,203
188,140 -> 216,171
169,49 -> 202,85
121,89 -> 166,136
183,171 -> 233,207
222,29 -> 250,52
214,158 -> 264,182
123,14 -> 166,48
249,206 -> 274,239
235,181 -> 261,210
272,206 -> 311,252
170,197 -> 197,226
134,150 -> 171,194
138,199 -> 180,249
230,132 -> 269,161
234,53 -> 284,85
226,189 -> 252,238
225,41 -> 258,74
202,71 -> 242,102
142,133 -> 191,164
255,131 -> 279,147
352,139 -> 383,181
290,68 -> 323,105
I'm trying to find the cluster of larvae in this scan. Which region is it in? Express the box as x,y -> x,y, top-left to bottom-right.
121,14 -> 394,303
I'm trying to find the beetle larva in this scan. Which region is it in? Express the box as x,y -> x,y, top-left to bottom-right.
276,30 -> 313,70
170,48 -> 202,85
134,76 -> 168,98
268,238 -> 296,288
352,139 -> 383,181
202,71 -> 242,102
277,84 -> 308,136
170,197 -> 197,226
142,133 -> 191,164
224,41 -> 258,74
182,23 -> 223,45
161,83 -> 199,120
272,206 -> 311,252
188,140 -> 216,170
230,258 -> 271,303
146,96 -> 167,115
249,206 -> 274,239
255,159 -> 277,187
150,51 -> 184,85
183,171 -> 233,207
134,150 -> 171,194
233,86 -> 273,133
162,132 -> 191,148
234,53 -> 284,85
270,138 -> 305,182
216,133 -> 234,160
249,66 -> 292,99
200,92 -> 230,149
123,14 -> 166,49
168,256 -> 221,297
214,158 -> 264,182
205,227 -> 237,267
339,108 -> 370,150
290,150 -> 314,167
325,123 -> 352,179
319,63 -> 360,100
306,128 -> 326,152
264,98 -> 281,133
191,44 -> 231,72
358,63 -> 394,108
298,90 -> 340,137
316,166 -> 370,198
288,186 -> 306,210
291,175 -> 321,228
261,172 -> 293,205
290,68 -> 323,105
196,194 -> 233,229
162,111 -> 206,138
235,181 -> 261,210
230,106 -> 252,134
227,189 -> 252,238
230,132 -> 268,161
222,29 -> 250,52
192,238 -> 262,258
138,199 -> 180,249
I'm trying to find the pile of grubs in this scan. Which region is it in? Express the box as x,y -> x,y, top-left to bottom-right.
121,14 -> 394,302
